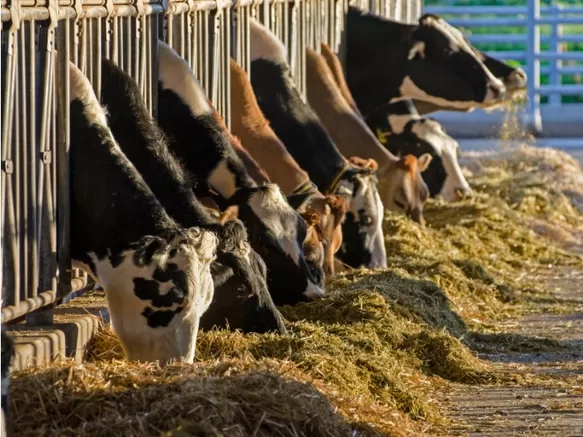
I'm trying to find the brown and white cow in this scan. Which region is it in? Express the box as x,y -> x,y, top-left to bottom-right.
156,41 -> 324,305
305,46 -> 433,222
69,62 -> 217,363
229,58 -> 348,277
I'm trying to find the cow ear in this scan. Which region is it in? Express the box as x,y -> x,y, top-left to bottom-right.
417,153 -> 433,172
407,41 -> 426,61
217,205 -> 239,224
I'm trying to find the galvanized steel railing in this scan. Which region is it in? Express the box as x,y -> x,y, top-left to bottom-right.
0,0 -> 422,326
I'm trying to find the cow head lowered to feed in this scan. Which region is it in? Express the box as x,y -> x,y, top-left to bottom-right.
229,57 -> 348,279
366,100 -> 472,202
344,7 -> 507,115
98,59 -> 285,335
248,19 -> 387,270
68,61 -> 218,363
156,41 -> 324,306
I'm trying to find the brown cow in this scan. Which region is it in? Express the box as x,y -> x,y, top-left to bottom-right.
229,58 -> 347,277
305,46 -> 432,223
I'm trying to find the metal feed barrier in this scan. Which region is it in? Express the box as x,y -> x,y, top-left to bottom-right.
0,0 -> 422,326
424,0 -> 583,136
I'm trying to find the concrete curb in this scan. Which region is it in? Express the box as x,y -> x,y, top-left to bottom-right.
6,291 -> 109,372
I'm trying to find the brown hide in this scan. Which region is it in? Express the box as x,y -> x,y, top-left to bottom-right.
208,101 -> 271,185
305,47 -> 395,176
229,58 -> 311,194
320,43 -> 362,117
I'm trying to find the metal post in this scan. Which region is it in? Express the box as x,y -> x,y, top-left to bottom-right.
549,2 -> 562,106
526,0 -> 542,134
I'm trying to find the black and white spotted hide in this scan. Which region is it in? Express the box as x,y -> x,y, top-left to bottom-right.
248,19 -> 387,270
156,40 -> 324,306
68,61 -> 218,363
99,59 -> 285,334
366,101 -> 471,201
344,7 -> 507,115
1,327 -> 14,436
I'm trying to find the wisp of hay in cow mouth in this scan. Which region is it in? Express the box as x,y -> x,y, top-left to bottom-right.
8,145 -> 583,437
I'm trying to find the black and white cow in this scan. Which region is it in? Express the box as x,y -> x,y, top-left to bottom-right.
99,59 -> 286,334
156,41 -> 324,306
413,52 -> 527,115
366,100 -> 471,201
343,8 -> 507,116
69,61 -> 217,363
1,327 -> 14,436
249,19 -> 386,269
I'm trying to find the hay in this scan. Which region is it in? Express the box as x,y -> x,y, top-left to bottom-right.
9,145 -> 583,436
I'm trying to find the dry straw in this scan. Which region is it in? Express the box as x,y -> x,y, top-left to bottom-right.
8,146 -> 583,437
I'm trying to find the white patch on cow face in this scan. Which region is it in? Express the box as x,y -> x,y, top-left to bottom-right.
209,159 -> 239,198
158,41 -> 213,117
393,77 -> 478,110
410,119 -> 472,201
343,176 -> 387,269
84,228 -> 217,364
249,18 -> 288,63
387,113 -> 420,134
248,184 -> 302,264
248,184 -> 325,299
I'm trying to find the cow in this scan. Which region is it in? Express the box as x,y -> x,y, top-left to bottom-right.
249,19 -> 386,269
69,62 -> 217,363
1,327 -> 14,436
207,100 -> 329,286
412,51 -> 527,115
318,42 -> 472,202
99,59 -> 286,335
229,57 -> 348,277
366,100 -> 472,201
343,8 -> 507,117
156,41 -> 325,306
305,46 -> 434,221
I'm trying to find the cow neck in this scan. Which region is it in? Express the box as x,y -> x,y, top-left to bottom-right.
157,84 -> 256,200
69,99 -> 178,258
305,47 -> 396,176
230,58 -> 311,194
100,62 -> 215,228
250,59 -> 348,193
344,7 -> 416,115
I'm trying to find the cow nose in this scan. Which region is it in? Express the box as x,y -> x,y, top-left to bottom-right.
408,208 -> 425,226
303,280 -> 325,300
486,80 -> 506,101
454,187 -> 473,200
507,68 -> 527,90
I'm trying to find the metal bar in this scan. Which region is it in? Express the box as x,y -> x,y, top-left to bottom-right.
549,2 -> 561,106
527,0 -> 542,134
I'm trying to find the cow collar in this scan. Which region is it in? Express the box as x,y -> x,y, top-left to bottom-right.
292,179 -> 320,197
326,163 -> 352,195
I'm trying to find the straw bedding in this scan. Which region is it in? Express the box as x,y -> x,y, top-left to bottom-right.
8,145 -> 583,437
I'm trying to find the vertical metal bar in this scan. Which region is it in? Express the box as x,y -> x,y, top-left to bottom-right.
57,16 -> 72,302
526,0 -> 542,134
549,2 -> 562,106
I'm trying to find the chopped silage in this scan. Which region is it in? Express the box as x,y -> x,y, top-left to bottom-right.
8,145 -> 583,437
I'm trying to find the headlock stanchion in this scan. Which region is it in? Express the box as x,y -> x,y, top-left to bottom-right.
0,0 -> 422,324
